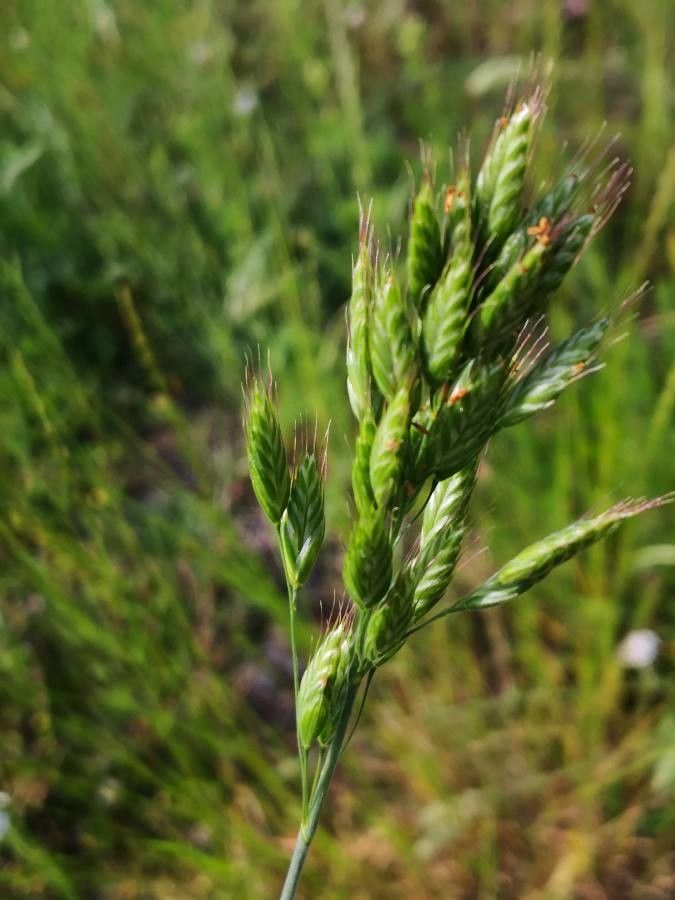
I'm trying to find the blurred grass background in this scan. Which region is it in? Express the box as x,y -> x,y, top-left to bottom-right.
0,1 -> 673,897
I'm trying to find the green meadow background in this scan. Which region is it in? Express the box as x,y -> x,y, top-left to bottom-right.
1,1 -> 673,897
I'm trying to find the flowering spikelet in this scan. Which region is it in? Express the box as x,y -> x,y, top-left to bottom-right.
474,238 -> 549,350
346,215 -> 373,421
475,93 -> 543,254
369,384 -> 411,507
412,466 -> 476,617
419,464 -> 476,550
487,99 -> 538,245
501,318 -> 609,427
343,508 -> 392,608
537,214 -> 593,297
362,573 -> 415,668
530,171 -> 581,223
415,360 -> 507,482
279,450 -> 326,587
422,167 -> 473,384
297,621 -> 352,749
245,374 -> 290,525
370,268 -> 416,400
477,229 -> 526,300
351,411 -> 377,514
457,498 -> 672,611
407,176 -> 443,308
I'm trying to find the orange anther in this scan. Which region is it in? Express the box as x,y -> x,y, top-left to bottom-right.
449,386 -> 468,405
444,186 -> 457,212
527,216 -> 552,246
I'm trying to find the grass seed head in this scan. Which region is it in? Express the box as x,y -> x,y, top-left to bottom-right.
346,218 -> 374,422
279,452 -> 326,587
462,497 -> 673,611
369,384 -> 411,508
500,318 -> 610,427
422,167 -> 473,385
297,621 -> 352,750
407,176 -> 443,309
244,374 -> 291,526
370,268 -> 416,400
362,574 -> 415,668
351,411 -> 377,515
343,508 -> 392,609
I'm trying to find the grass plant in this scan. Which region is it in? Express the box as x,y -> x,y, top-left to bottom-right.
245,84 -> 672,899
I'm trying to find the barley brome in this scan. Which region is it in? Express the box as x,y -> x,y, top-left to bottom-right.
243,86 -> 670,900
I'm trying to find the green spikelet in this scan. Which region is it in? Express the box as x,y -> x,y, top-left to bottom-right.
279,452 -> 326,587
477,229 -> 526,300
500,318 -> 609,428
474,238 -> 549,349
369,384 -> 410,508
407,178 -> 443,308
362,574 -> 415,668
347,226 -> 373,421
317,631 -> 353,746
475,118 -> 509,219
351,411 -> 377,514
457,498 -> 671,611
343,508 -> 392,609
537,214 -> 593,297
297,622 -> 351,750
530,172 -> 581,223
420,464 -> 476,548
422,170 -> 473,384
415,360 -> 507,482
487,100 -> 537,246
245,377 -> 291,526
412,466 -> 476,617
370,269 -> 416,400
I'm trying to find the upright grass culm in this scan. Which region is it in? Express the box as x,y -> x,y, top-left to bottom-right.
243,85 -> 672,900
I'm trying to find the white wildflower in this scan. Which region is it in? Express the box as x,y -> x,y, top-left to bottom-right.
617,629 -> 661,669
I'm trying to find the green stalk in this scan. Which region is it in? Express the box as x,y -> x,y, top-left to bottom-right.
279,683 -> 358,900
277,531 -> 309,817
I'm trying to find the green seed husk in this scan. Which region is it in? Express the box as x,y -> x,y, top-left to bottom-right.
457,499 -> 668,611
407,178 -> 443,309
346,229 -> 373,422
279,453 -> 326,587
369,384 -> 411,508
297,622 -> 352,750
362,574 -> 415,668
351,411 -> 377,514
537,214 -> 593,297
343,508 -> 392,609
530,172 -> 581,223
370,270 -> 416,400
474,238 -> 549,350
500,318 -> 609,428
422,169 -> 473,385
245,378 -> 291,526
415,360 -> 507,482
486,101 -> 536,246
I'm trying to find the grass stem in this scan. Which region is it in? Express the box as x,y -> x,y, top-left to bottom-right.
279,683 -> 358,900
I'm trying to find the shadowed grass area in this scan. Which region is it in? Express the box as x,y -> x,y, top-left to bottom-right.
0,1 -> 673,897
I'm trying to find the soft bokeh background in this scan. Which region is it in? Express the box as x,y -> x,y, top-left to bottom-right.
1,1 -> 673,898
